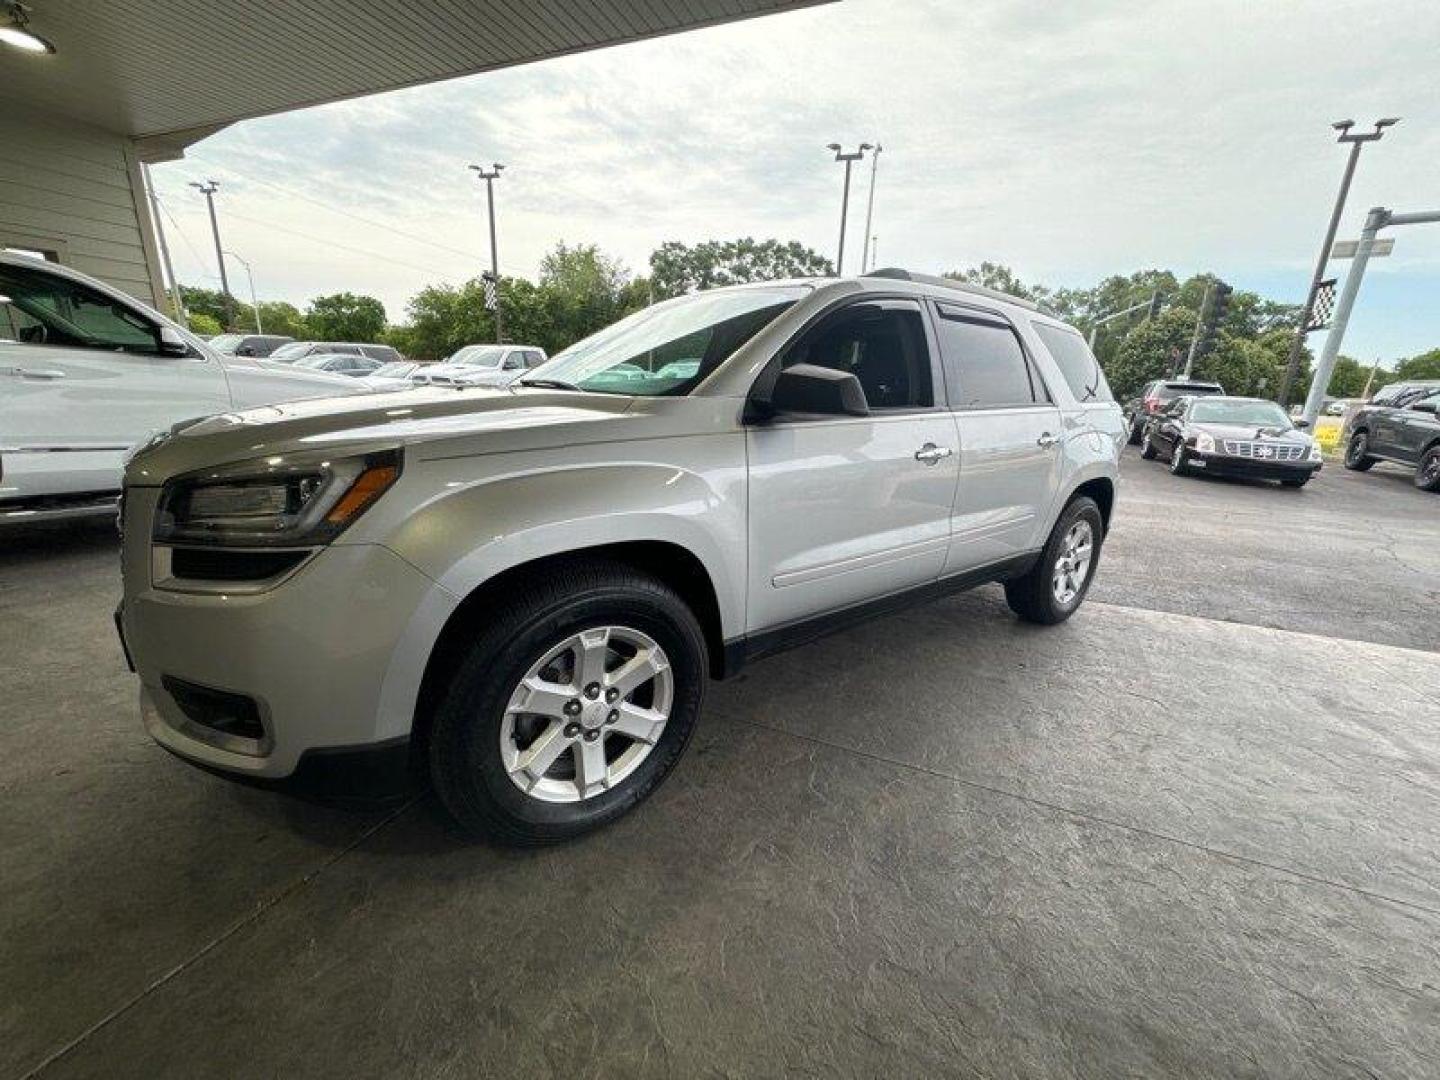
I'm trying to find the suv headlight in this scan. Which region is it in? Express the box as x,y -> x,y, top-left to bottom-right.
154,448 -> 401,548
1193,432 -> 1216,453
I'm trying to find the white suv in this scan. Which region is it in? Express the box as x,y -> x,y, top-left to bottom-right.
118,270 -> 1123,843
0,252 -> 361,521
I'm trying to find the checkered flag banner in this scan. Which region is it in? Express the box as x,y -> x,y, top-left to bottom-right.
482,272 -> 498,312
1306,278 -> 1337,332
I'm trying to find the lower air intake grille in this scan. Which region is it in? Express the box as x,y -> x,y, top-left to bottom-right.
169,547 -> 308,581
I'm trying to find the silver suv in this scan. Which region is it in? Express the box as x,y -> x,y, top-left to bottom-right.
118,270 -> 1123,843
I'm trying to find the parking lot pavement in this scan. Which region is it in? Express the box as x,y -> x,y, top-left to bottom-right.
3,465 -> 1438,1078
1100,446 -> 1440,653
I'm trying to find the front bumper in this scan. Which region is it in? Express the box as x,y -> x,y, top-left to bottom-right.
1184,450 -> 1321,482
120,490 -> 441,785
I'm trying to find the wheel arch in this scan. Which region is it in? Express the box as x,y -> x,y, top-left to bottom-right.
405,541 -> 728,773
1069,476 -> 1115,534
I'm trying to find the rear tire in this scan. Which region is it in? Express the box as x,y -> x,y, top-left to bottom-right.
1344,430 -> 1377,472
1005,497 -> 1104,626
1416,446 -> 1440,492
427,559 -> 707,845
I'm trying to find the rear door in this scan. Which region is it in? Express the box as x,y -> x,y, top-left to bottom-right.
746,298 -> 959,631
932,301 -> 1062,571
0,260 -> 228,502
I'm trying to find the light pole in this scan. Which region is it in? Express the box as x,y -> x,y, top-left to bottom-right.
1302,205 -> 1440,425
860,143 -> 882,273
189,179 -> 233,328
468,162 -> 505,344
223,251 -> 262,333
827,143 -> 871,276
1279,118 -> 1399,406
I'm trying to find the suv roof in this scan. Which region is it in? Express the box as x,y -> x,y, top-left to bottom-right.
862,267 -> 1045,313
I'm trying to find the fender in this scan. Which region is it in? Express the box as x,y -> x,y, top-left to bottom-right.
1039,427 -> 1118,536
366,457 -> 746,741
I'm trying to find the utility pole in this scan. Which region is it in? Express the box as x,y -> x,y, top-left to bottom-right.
189,180 -> 233,328
1279,118 -> 1399,406
860,143 -> 882,273
224,251 -> 262,333
1302,205 -> 1440,425
142,164 -> 185,322
826,143 -> 871,275
1182,283 -> 1212,379
468,162 -> 505,344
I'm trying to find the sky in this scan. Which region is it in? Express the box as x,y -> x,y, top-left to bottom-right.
150,0 -> 1440,365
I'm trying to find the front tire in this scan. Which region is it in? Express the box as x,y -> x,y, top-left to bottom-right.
1139,430 -> 1158,460
1169,443 -> 1189,476
428,559 -> 707,845
1416,446 -> 1440,492
1344,431 -> 1377,471
1005,497 -> 1104,625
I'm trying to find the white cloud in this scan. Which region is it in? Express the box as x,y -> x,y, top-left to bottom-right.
150,0 -> 1440,358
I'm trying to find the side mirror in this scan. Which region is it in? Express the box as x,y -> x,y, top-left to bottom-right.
158,326 -> 191,357
768,363 -> 869,417
1293,418 -> 1310,429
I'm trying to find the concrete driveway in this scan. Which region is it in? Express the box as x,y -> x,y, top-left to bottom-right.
3,449 -> 1437,1078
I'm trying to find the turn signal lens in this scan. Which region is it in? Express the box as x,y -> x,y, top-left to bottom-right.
327,463 -> 400,525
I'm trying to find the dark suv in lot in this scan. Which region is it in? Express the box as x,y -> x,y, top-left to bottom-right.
1344,382 -> 1440,491
1123,378 -> 1225,443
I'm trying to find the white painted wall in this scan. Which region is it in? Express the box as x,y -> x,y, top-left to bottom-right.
0,106 -> 163,307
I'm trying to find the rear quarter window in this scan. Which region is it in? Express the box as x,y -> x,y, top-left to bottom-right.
1032,322 -> 1113,403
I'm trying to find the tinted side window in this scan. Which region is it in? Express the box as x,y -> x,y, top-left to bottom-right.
524,350 -> 546,368
934,308 -> 1039,409
0,263 -> 158,353
1033,322 -> 1113,403
784,301 -> 934,410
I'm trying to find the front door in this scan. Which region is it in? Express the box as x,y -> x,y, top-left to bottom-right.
746,298 -> 959,632
0,260 -> 228,501
930,301 -> 1063,571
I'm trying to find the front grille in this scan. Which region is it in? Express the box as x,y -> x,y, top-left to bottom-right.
1221,440 -> 1305,461
170,546 -> 309,582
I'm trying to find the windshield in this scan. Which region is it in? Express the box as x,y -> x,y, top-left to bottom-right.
269,341 -> 312,360
208,333 -> 244,353
372,361 -> 414,377
446,345 -> 506,367
530,285 -> 809,396
1189,399 -> 1291,426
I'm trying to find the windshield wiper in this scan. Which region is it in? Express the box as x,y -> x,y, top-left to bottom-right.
518,377 -> 582,391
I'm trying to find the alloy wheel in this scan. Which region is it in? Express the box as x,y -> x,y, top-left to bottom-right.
500,625 -> 673,803
1348,433 -> 1368,467
1051,520 -> 1094,607
1422,449 -> 1440,488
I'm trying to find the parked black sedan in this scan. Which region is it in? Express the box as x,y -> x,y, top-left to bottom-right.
1139,395 -> 1322,487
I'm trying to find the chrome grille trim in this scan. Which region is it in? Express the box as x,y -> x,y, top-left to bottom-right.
1221,440 -> 1305,461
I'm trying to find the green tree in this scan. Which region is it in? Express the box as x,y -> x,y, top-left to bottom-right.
256,301 -> 306,339
305,292 -> 386,342
1108,308 -> 1198,399
1396,348 -> 1440,381
944,262 -> 1046,302
178,284 -> 254,333
186,311 -> 223,336
650,238 -> 832,299
397,280 -> 493,361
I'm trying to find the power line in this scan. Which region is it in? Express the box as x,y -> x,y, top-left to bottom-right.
220,208 -> 468,279
154,195 -> 221,285
186,153 -> 483,264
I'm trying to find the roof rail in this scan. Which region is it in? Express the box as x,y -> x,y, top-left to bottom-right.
863,267 -> 1043,312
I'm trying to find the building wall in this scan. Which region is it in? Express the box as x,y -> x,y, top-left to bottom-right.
0,106 -> 164,307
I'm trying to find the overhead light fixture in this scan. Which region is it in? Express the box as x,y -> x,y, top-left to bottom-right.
0,3 -> 55,54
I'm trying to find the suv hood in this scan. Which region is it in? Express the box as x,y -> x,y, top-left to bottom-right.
125,385 -> 641,485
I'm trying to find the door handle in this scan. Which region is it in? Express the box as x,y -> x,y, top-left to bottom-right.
914,443 -> 954,464
14,367 -> 67,380
1036,432 -> 1058,447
